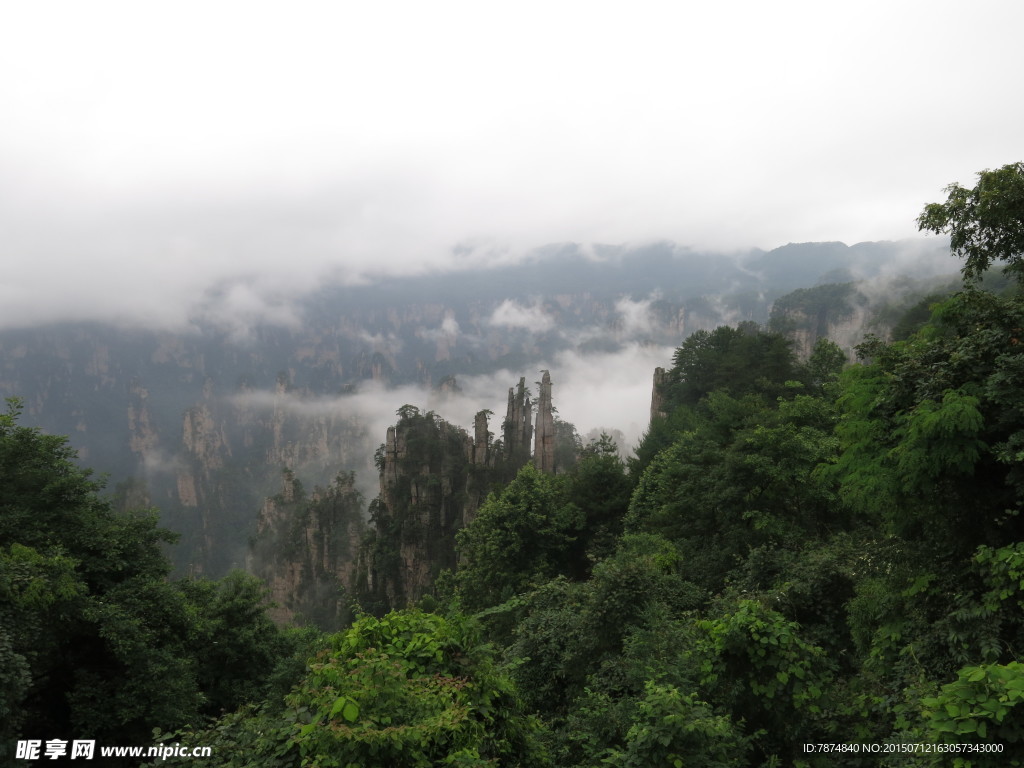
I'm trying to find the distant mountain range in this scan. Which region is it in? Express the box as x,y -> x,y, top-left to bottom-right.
0,239 -> 957,575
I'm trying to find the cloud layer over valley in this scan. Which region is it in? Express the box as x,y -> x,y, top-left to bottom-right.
1,1 -> 1019,330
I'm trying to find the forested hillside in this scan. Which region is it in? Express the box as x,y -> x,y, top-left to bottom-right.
0,239 -> 951,578
3,163 -> 1023,766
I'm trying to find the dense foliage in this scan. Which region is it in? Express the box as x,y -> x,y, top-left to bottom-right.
6,162 -> 1024,765
444,273 -> 1024,765
0,399 -> 299,764
153,609 -> 548,768
918,161 -> 1024,282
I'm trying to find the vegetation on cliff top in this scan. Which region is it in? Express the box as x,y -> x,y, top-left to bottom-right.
4,161 -> 1024,765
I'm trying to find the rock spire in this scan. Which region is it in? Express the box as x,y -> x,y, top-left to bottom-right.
534,370 -> 555,473
503,377 -> 533,468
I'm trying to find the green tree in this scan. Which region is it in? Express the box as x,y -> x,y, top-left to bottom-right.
632,323 -> 805,479
502,535 -> 704,766
507,535 -> 701,718
0,399 -> 201,754
805,336 -> 847,390
602,682 -> 750,768
179,571 -> 295,717
664,322 -> 803,410
159,609 -> 549,768
694,597 -> 834,765
0,543 -> 84,748
917,161 -> 1024,283
567,434 -> 633,569
828,290 -> 1024,552
455,464 -> 581,611
0,399 -> 294,761
627,390 -> 844,591
627,404 -> 701,482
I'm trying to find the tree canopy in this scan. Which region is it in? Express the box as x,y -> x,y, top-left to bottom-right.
917,161 -> 1024,282
0,399 -> 297,763
12,161 -> 1024,766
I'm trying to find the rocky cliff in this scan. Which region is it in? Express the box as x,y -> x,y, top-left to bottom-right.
534,371 -> 556,473
353,372 -> 569,613
502,377 -> 533,474
0,240 -> 953,579
650,367 -> 669,422
249,470 -> 365,629
354,407 -> 484,613
768,274 -> 961,359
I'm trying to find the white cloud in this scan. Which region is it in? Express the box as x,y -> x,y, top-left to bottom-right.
441,316 -> 460,336
357,331 -> 404,355
141,448 -> 182,476
615,296 -> 657,337
224,340 -> 679,496
193,282 -> 303,342
543,345 -> 677,454
454,343 -> 678,456
228,382 -> 434,501
0,2 -> 1021,329
488,300 -> 555,333
420,314 -> 461,343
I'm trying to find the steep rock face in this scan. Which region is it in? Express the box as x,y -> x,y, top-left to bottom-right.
534,371 -> 555,473
472,410 -> 491,467
3,242 -> 931,578
127,380 -> 160,458
355,373 -> 574,614
501,377 -> 533,474
356,408 -> 484,613
249,470 -> 365,629
166,374 -> 371,575
767,277 -> 957,360
650,367 -> 669,422
768,284 -> 862,359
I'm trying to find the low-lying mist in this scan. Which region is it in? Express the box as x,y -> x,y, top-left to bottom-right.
223,337 -> 676,505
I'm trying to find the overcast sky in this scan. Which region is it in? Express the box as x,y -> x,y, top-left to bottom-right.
2,1 -> 1022,328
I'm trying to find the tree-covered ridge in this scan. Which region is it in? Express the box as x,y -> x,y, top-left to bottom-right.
0,238 -> 951,580
5,162 -> 1024,766
437,281 -> 1024,765
0,399 -> 306,765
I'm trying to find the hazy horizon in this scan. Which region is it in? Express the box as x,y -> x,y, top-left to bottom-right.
2,2 -> 1019,330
